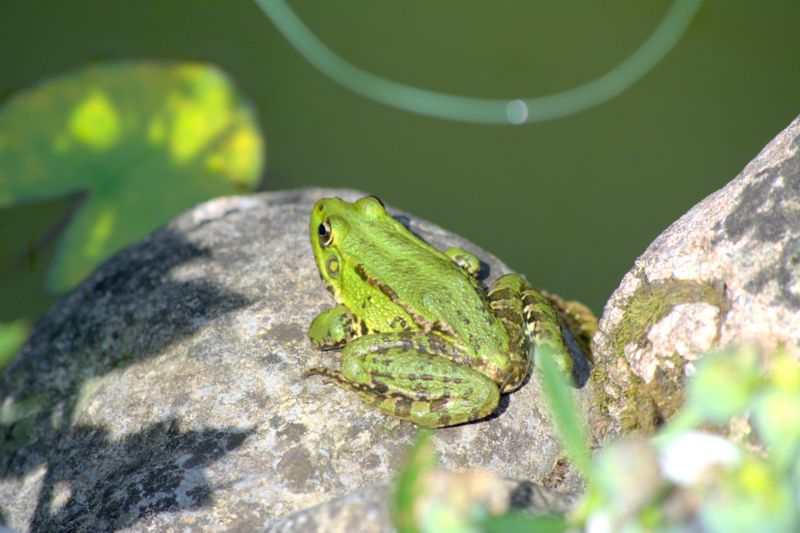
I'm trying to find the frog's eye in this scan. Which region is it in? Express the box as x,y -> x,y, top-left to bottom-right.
318,219 -> 333,247
355,195 -> 386,217
366,195 -> 384,208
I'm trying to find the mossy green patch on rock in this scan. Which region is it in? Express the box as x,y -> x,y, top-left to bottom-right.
617,351 -> 688,435
610,276 -> 726,357
593,276 -> 728,436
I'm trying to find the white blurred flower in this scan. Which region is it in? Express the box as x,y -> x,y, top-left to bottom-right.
657,431 -> 741,486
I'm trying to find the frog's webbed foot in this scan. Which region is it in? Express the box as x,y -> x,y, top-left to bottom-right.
308,304 -> 355,350
541,291 -> 597,364
444,247 -> 481,278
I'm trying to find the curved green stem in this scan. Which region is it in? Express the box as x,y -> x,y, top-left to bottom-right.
255,0 -> 703,124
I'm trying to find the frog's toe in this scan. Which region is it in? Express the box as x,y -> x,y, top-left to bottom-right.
444,247 -> 481,277
302,366 -> 343,381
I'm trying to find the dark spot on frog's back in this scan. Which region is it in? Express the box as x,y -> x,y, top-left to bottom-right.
393,398 -> 413,417
429,398 -> 448,412
354,263 -> 369,282
371,379 -> 390,394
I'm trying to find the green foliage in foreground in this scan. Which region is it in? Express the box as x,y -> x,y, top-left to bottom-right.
393,345 -> 800,532
0,319 -> 31,369
580,346 -> 799,532
0,61 -> 264,292
392,431 -> 569,533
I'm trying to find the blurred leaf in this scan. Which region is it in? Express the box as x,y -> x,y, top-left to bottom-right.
0,195 -> 71,322
753,390 -> 800,471
0,393 -> 44,426
0,319 -> 31,369
392,430 -> 438,533
593,438 -> 662,510
700,457 -> 797,533
480,511 -> 567,533
538,344 -> 591,476
687,346 -> 761,424
0,61 -> 265,291
767,351 -> 800,393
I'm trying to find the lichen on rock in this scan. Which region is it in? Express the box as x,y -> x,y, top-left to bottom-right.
593,116 -> 800,439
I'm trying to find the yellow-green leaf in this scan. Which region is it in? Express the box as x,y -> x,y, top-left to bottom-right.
0,61 -> 265,291
0,319 -> 31,370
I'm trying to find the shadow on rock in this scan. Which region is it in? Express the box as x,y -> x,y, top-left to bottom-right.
28,418 -> 251,532
0,228 -> 253,527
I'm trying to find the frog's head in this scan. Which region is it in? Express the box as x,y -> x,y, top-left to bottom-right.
309,195 -> 389,296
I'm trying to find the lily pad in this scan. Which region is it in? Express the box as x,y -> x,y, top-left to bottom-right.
0,61 -> 265,291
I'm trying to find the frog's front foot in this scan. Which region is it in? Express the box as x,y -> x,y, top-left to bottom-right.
543,292 -> 597,365
308,304 -> 354,349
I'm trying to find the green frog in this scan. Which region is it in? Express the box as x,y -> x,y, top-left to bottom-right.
305,195 -> 595,428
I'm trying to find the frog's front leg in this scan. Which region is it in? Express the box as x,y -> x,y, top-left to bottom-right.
308,304 -> 356,349
305,332 -> 500,428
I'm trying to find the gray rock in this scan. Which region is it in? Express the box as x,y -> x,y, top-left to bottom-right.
268,476 -> 573,533
0,188 -> 587,531
592,116 -> 800,438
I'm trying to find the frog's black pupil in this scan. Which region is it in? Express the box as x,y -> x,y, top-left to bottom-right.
318,223 -> 327,236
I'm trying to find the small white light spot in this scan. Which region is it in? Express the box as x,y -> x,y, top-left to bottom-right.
506,100 -> 528,124
50,480 -> 73,513
658,431 -> 741,486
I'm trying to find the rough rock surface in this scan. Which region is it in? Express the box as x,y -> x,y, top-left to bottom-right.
268,475 -> 573,532
593,116 -> 800,438
0,188 -> 588,531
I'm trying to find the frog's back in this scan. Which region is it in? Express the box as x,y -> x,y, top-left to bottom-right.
353,228 -> 508,356
415,260 -> 509,355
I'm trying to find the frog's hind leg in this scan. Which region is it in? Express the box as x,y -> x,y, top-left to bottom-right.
488,274 -> 574,379
541,291 -> 597,364
305,334 -> 500,428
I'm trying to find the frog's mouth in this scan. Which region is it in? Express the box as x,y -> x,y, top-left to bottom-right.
317,272 -> 336,298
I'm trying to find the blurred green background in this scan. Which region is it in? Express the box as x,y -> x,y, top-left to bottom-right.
0,0 -> 798,361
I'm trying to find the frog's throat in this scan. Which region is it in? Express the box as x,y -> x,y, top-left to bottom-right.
352,263 -> 457,337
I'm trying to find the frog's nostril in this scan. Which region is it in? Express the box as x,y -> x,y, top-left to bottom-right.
327,256 -> 340,277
